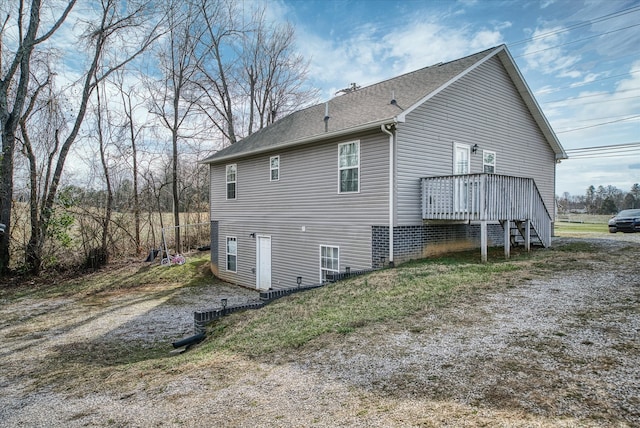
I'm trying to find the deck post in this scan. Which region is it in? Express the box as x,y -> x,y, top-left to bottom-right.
481,220 -> 488,262
504,219 -> 511,259
524,219 -> 531,252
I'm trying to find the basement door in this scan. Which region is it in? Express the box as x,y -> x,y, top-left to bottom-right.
256,235 -> 272,290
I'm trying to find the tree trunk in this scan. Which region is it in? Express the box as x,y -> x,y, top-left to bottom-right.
0,128 -> 15,273
96,83 -> 112,264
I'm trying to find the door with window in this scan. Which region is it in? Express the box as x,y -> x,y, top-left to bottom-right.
256,235 -> 271,290
453,143 -> 471,212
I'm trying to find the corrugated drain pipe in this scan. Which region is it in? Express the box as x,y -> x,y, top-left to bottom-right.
381,123 -> 395,268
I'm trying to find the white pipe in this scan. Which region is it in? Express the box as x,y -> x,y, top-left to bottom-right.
381,124 -> 395,266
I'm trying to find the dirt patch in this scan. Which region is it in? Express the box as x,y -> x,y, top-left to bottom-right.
0,235 -> 638,427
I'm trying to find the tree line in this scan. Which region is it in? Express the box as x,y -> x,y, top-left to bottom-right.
556,184 -> 640,214
0,0 -> 317,275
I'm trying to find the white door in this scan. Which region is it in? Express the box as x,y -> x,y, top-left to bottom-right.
256,235 -> 271,290
453,143 -> 471,212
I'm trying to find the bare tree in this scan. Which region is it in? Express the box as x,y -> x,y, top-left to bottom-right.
193,1 -> 317,142
93,80 -> 114,267
147,0 -> 206,253
242,14 -> 317,134
15,0 -> 165,274
112,69 -> 145,254
192,0 -> 244,146
0,0 -> 76,274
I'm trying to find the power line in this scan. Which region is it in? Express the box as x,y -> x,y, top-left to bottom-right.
507,4 -> 640,47
564,142 -> 640,159
568,148 -> 640,157
569,153 -> 637,160
556,115 -> 640,133
571,113 -> 640,123
565,142 -> 640,152
544,87 -> 640,104
536,70 -> 640,95
514,22 -> 640,58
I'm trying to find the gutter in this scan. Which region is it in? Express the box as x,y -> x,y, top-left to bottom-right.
200,118 -> 396,165
380,123 -> 395,267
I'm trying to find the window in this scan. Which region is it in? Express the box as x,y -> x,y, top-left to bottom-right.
320,245 -> 339,282
226,237 -> 237,272
270,156 -> 279,181
338,141 -> 359,193
226,164 -> 237,199
483,150 -> 496,174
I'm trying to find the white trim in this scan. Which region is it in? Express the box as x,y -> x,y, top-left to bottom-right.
453,142 -> 471,175
319,244 -> 339,283
496,48 -> 567,160
200,119 -> 393,165
483,150 -> 496,174
338,140 -> 360,194
225,164 -> 237,200
202,45 -> 566,166
381,124 -> 394,265
226,236 -> 237,272
255,234 -> 272,290
397,47 -> 504,123
269,155 -> 280,181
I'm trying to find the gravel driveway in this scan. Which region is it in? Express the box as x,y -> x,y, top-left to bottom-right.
0,233 -> 638,427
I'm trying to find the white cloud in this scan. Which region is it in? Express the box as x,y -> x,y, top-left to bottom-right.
557,158 -> 639,196
522,26 -> 582,77
295,13 -> 506,101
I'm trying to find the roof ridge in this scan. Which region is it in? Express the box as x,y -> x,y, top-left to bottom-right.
201,44 -> 517,164
325,44 -> 504,103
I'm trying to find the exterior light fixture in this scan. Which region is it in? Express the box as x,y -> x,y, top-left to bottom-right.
249,232 -> 255,238
296,276 -> 302,287
472,144 -> 478,154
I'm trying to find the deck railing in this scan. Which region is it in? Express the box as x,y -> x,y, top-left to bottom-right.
421,174 -> 551,247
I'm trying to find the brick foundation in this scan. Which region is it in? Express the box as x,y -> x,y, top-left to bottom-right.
372,223 -> 505,266
210,220 -> 219,275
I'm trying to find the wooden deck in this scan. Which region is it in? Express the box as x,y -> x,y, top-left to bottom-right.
421,174 -> 552,261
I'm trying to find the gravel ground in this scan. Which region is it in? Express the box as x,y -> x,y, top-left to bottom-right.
0,233 -> 638,427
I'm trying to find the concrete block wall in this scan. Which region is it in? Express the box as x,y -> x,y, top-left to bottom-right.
372,223 -> 505,266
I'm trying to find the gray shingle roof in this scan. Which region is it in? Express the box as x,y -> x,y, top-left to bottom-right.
202,45 -> 565,163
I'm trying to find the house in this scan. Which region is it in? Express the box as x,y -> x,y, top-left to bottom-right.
201,45 -> 567,290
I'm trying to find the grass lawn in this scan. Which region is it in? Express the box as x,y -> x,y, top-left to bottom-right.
555,221 -> 610,235
2,234 -> 638,426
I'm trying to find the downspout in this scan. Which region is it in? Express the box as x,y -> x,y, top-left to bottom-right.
381,123 -> 395,267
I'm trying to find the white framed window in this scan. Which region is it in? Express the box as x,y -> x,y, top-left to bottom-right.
483,150 -> 496,174
320,245 -> 339,282
270,156 -> 279,181
226,164 -> 237,200
338,141 -> 359,193
226,236 -> 237,272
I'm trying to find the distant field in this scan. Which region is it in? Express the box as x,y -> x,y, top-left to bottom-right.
555,213 -> 610,224
555,213 -> 611,236
555,221 -> 609,235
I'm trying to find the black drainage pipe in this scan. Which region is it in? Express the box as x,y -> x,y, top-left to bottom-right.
172,332 -> 205,349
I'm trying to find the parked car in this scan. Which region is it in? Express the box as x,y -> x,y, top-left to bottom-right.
608,209 -> 640,233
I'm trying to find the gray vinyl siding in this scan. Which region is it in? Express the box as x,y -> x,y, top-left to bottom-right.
210,130 -> 389,288
396,56 -> 557,225
215,221 -> 374,289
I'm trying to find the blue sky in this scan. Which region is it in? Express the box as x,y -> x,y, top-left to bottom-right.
274,0 -> 640,197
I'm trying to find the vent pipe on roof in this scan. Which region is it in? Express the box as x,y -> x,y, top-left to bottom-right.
324,102 -> 330,132
390,91 -> 396,105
